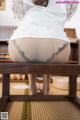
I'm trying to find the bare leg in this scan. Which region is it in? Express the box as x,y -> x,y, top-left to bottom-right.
28,74 -> 37,95
43,74 -> 50,95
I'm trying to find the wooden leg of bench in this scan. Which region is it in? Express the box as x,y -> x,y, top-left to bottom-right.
69,75 -> 77,100
73,97 -> 80,108
0,97 -> 8,112
2,74 -> 10,97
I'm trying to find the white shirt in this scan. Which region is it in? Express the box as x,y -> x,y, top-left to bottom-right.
10,0 -> 69,42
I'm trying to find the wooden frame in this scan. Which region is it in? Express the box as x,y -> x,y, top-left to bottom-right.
0,63 -> 80,111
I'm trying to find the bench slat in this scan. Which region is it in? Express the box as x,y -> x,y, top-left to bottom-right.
0,63 -> 80,75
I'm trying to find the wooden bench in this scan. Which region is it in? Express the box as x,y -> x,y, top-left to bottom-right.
0,62 -> 80,111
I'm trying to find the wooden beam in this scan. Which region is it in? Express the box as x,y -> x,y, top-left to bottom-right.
0,97 -> 8,112
0,63 -> 80,75
10,95 -> 69,101
69,75 -> 77,98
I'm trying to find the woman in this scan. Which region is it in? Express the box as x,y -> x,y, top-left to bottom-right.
8,0 -> 78,95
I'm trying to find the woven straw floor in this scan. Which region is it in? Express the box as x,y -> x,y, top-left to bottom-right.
5,101 -> 80,120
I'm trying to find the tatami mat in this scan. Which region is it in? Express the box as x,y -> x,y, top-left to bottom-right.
31,101 -> 80,120
5,101 -> 80,120
5,102 -> 23,120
